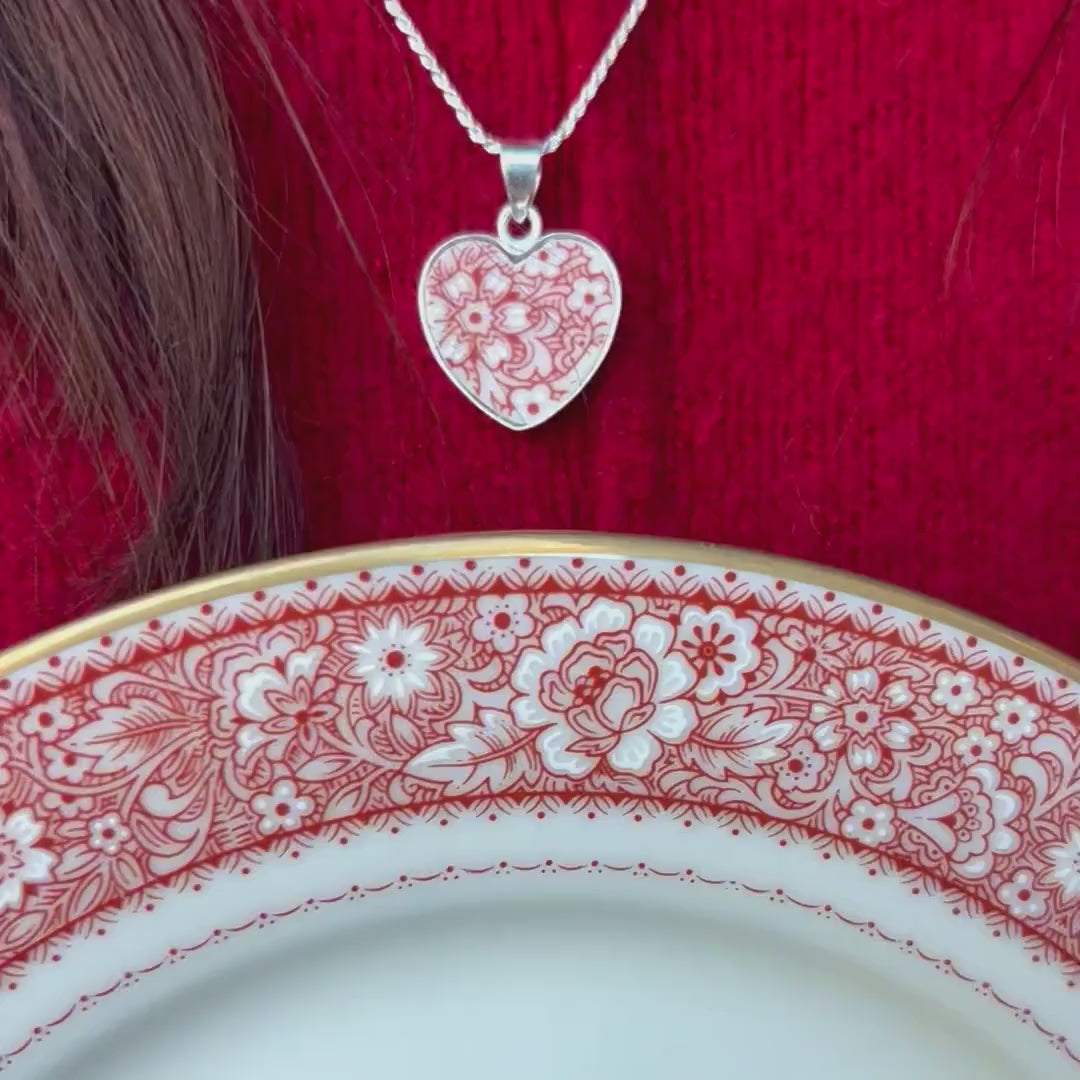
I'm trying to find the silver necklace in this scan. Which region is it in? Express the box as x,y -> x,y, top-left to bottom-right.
384,1 -> 650,430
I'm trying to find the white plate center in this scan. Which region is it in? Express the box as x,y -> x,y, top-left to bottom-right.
61,902 -> 1021,1080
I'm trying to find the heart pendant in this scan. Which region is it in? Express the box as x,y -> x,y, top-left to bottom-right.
418,206 -> 622,430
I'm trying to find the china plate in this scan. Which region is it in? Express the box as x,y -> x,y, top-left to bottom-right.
1,535 -> 1079,1078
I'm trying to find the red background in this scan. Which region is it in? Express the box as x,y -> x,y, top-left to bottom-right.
2,0 -> 1080,655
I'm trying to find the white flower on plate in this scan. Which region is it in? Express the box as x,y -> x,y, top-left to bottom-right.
232,646 -> 339,763
989,695 -> 1039,744
0,746 -> 9,787
345,616 -> 440,708
775,738 -> 828,793
780,624 -> 848,674
18,706 -> 76,744
840,800 -> 896,847
811,667 -> 916,773
521,242 -> 568,278
88,814 -> 131,857
511,599 -> 697,778
676,606 -> 761,702
566,276 -> 611,319
0,809 -> 54,911
509,384 -> 559,425
471,594 -> 535,654
930,670 -> 981,717
251,780 -> 314,836
41,744 -> 92,783
40,792 -> 93,820
1043,827 -> 1080,903
996,871 -> 1046,920
951,725 -> 999,766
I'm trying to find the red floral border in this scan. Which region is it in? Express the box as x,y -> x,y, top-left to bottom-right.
0,561 -> 1075,717
0,555 -> 1076,1016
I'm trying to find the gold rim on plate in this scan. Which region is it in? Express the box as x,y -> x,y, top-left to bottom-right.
2,532 -> 1077,681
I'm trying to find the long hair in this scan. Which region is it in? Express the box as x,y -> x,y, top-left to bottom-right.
0,0 -> 299,597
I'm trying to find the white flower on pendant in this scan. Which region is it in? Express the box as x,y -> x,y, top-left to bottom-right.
930,670 -> 981,717
989,695 -> 1039,744
566,276 -> 611,319
996,871 -> 1046,920
510,384 -> 559,425
428,267 -> 533,372
345,616 -> 440,708
471,594 -> 535,654
251,780 -> 314,836
840,800 -> 896,847
521,242 -> 568,278
88,814 -> 131,857
951,725 -> 999,765
0,809 -> 54,911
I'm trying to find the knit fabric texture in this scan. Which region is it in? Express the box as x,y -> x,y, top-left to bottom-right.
1,0 -> 1079,655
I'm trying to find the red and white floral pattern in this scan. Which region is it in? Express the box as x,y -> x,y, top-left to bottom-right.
1,550 -> 1080,992
419,232 -> 620,428
510,599 -> 697,778
0,812 -> 53,914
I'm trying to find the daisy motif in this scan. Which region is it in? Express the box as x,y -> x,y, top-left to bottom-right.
951,725 -> 999,765
676,606 -> 761,702
88,814 -> 131,857
775,738 -> 828,793
251,780 -> 314,836
841,800 -> 896,847
566,276 -> 611,319
471,594 -> 535,654
930,670 -> 981,717
989,695 -> 1039,744
996,871 -> 1046,920
345,616 -> 440,708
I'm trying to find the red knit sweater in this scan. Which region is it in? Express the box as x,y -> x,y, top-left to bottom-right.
2,0 -> 1079,655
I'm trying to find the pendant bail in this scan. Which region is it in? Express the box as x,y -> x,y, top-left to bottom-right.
500,144 -> 543,224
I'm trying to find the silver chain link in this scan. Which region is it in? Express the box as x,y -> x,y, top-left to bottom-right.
382,0 -> 650,156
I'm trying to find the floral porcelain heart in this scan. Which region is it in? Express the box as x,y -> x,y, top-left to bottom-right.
418,211 -> 622,429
